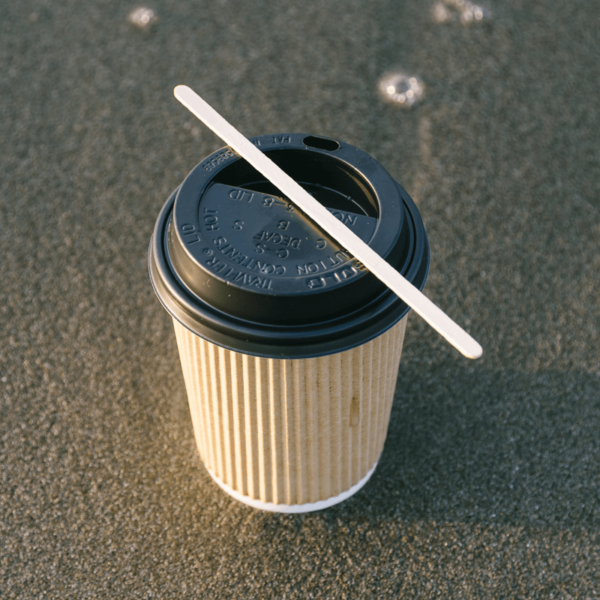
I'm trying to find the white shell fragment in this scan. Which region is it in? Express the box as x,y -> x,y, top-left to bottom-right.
433,0 -> 491,25
128,7 -> 158,29
377,73 -> 425,107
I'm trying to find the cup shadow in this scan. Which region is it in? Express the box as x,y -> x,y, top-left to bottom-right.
342,363 -> 600,529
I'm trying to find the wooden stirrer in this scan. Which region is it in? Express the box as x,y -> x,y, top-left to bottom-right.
174,85 -> 482,359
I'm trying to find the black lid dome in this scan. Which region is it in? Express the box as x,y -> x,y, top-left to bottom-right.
149,133 -> 429,358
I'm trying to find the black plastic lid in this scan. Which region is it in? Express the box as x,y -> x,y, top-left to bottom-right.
149,133 -> 430,358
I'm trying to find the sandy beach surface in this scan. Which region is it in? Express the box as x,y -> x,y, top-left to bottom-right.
1,1 -> 599,597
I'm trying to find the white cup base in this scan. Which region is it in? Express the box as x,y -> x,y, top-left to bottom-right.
206,461 -> 379,513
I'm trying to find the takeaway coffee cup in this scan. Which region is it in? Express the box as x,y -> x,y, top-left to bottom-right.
149,133 -> 429,512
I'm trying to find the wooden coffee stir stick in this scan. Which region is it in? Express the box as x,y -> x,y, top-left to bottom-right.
174,85 -> 482,359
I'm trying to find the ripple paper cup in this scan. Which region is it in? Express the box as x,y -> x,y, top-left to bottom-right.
149,133 -> 429,512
